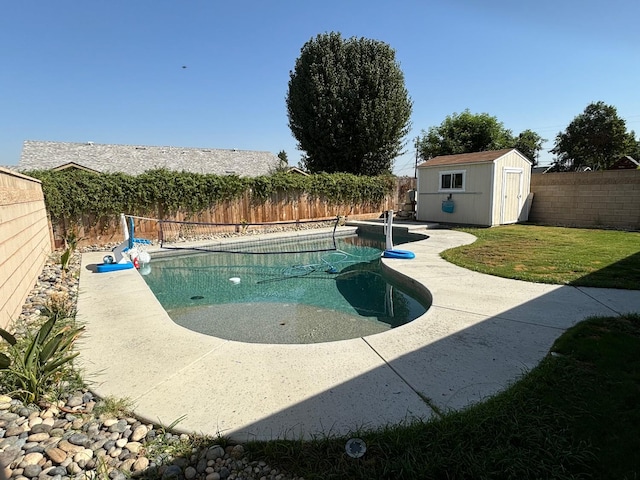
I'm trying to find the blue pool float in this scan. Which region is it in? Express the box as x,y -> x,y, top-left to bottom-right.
382,249 -> 416,259
96,262 -> 135,273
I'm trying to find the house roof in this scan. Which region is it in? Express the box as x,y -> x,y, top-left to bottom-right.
286,166 -> 309,176
609,155 -> 639,170
532,165 -> 553,174
417,148 -> 529,168
51,162 -> 101,173
0,166 -> 42,183
18,140 -> 280,177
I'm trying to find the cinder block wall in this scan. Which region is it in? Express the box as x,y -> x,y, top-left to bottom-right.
529,170 -> 640,229
0,168 -> 52,330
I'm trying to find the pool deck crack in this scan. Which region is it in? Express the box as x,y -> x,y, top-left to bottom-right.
573,286 -> 625,316
361,337 -> 443,418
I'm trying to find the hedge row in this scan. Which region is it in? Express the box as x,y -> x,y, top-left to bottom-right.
26,169 -> 397,222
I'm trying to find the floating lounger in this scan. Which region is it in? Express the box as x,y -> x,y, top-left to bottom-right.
96,262 -> 135,273
382,249 -> 415,259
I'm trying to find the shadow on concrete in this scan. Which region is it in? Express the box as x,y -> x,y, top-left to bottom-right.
129,280 -> 640,478
218,283 -> 625,441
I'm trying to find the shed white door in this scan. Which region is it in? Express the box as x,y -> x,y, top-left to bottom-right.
501,168 -> 523,224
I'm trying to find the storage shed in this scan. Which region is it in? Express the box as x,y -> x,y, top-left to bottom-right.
416,148 -> 532,226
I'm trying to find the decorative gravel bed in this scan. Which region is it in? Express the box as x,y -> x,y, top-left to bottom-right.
0,251 -> 301,480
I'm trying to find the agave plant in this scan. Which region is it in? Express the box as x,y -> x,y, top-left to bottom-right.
60,230 -> 80,272
0,316 -> 84,404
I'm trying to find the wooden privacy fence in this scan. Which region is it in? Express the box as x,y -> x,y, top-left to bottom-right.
51,177 -> 417,247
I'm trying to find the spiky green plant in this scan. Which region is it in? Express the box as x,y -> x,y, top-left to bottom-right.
0,316 -> 84,404
60,230 -> 79,272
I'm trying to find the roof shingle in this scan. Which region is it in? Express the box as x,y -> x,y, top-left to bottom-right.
19,140 -> 280,177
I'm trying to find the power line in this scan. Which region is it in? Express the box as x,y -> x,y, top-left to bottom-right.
393,160 -> 416,176
394,165 -> 415,176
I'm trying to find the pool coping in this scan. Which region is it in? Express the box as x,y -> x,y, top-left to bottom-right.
76,226 -> 640,441
145,225 -> 427,344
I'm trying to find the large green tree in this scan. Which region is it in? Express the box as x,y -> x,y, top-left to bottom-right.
416,110 -> 545,165
551,101 -> 638,171
286,32 -> 412,175
514,129 -> 547,166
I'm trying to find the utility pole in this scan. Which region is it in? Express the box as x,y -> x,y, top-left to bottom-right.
414,137 -> 419,179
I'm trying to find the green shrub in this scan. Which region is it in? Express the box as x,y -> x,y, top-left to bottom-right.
0,313 -> 84,404
25,169 -> 397,224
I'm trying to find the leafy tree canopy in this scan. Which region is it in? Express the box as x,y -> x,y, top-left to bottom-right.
416,110 -> 545,165
551,101 -> 638,171
274,150 -> 289,172
514,129 -> 547,166
416,110 -> 514,159
287,32 -> 412,175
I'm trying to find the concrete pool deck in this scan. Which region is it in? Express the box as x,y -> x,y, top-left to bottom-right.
75,227 -> 640,442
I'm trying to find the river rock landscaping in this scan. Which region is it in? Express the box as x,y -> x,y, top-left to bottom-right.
0,251 -> 301,480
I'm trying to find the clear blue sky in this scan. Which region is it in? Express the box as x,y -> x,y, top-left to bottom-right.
2,0 -> 639,175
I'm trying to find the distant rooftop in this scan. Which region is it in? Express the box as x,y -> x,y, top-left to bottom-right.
18,140 -> 280,177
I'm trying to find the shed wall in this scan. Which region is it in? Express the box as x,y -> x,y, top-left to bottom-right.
417,150 -> 532,226
417,163 -> 494,225
490,151 -> 532,225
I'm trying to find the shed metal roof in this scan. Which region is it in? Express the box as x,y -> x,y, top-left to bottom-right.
18,140 -> 280,177
417,148 -> 523,168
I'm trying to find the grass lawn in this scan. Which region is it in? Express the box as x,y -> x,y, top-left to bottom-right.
440,224 -> 640,289
248,314 -> 640,479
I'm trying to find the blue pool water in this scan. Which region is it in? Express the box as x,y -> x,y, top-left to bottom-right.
142,232 -> 429,343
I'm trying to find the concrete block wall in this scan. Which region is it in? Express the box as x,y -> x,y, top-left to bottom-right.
529,170 -> 640,229
0,168 -> 52,330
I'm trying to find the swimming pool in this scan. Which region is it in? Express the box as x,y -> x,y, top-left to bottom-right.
142,232 -> 429,343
